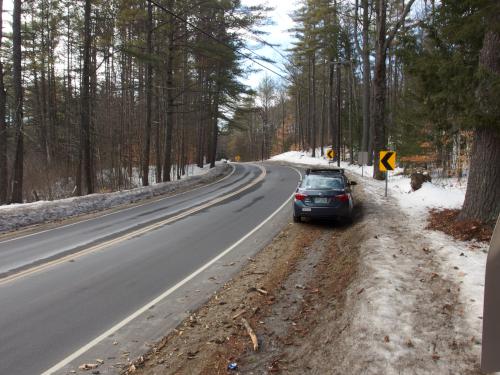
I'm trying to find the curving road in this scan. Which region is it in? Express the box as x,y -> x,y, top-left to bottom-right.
0,163 -> 300,375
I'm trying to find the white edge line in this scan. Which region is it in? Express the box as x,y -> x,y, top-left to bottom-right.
41,165 -> 301,375
0,164 -> 236,245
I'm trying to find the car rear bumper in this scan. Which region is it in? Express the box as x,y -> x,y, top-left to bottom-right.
293,203 -> 351,219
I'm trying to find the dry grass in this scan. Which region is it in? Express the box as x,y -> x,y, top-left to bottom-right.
427,208 -> 493,243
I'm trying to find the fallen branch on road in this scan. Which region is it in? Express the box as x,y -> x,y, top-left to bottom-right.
241,318 -> 259,351
232,309 -> 246,320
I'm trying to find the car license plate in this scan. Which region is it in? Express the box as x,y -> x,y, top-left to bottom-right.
315,197 -> 328,204
302,207 -> 312,212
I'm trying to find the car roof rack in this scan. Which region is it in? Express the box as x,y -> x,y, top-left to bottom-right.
305,168 -> 345,175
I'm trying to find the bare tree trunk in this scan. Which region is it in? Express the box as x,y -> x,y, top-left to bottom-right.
320,64 -> 327,156
459,128 -> 500,223
295,91 -> 300,148
142,0 -> 153,186
155,74 -> 162,183
90,26 -> 98,191
459,17 -> 500,223
196,67 -> 204,168
372,0 -> 388,180
373,0 -> 415,179
336,64 -> 341,165
281,92 -> 286,153
0,0 -> 7,204
361,0 -> 371,158
347,64 -> 354,164
210,73 -> 221,168
180,25 -> 188,176
311,53 -> 317,157
163,14 -> 175,182
11,0 -> 23,203
329,62 -> 335,151
307,58 -> 312,149
80,0 -> 94,194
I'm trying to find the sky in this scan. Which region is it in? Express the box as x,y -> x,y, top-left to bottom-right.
239,0 -> 299,89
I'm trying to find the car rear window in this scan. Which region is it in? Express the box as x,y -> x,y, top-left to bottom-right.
301,175 -> 344,190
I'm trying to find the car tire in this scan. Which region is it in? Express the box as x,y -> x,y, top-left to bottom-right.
293,215 -> 301,223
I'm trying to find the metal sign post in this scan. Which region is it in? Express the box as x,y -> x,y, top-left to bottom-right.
379,151 -> 396,198
359,152 -> 368,178
385,171 -> 388,197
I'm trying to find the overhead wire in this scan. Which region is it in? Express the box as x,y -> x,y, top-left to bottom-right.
149,0 -> 297,85
149,0 -> 373,89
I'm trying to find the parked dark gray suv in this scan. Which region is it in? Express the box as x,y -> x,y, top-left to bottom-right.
293,168 -> 356,223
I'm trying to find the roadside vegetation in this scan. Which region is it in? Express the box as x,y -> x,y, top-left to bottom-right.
0,0 -> 267,202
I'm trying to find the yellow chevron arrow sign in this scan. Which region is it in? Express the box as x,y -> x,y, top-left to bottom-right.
379,151 -> 396,172
326,149 -> 335,160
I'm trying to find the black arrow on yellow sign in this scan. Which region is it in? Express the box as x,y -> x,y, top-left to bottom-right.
379,151 -> 396,172
326,149 -> 335,160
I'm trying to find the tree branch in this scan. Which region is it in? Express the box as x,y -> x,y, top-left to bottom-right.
353,0 -> 363,57
384,0 -> 416,51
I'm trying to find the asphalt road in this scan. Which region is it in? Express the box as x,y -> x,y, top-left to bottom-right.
0,163 -> 300,375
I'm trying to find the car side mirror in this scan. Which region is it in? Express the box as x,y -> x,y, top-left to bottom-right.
350,181 -> 357,186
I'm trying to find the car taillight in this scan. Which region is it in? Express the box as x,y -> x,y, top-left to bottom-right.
295,193 -> 307,201
335,194 -> 349,202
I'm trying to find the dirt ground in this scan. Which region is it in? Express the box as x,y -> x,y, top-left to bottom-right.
123,171 -> 482,375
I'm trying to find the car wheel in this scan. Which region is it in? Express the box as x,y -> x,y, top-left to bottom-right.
293,215 -> 301,223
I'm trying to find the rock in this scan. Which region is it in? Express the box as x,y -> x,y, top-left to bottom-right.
410,172 -> 431,191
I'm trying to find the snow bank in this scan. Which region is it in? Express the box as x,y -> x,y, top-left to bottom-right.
271,150 -> 332,166
391,180 -> 465,213
0,164 -> 232,233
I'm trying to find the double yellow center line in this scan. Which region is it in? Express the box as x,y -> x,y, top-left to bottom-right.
0,164 -> 266,286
